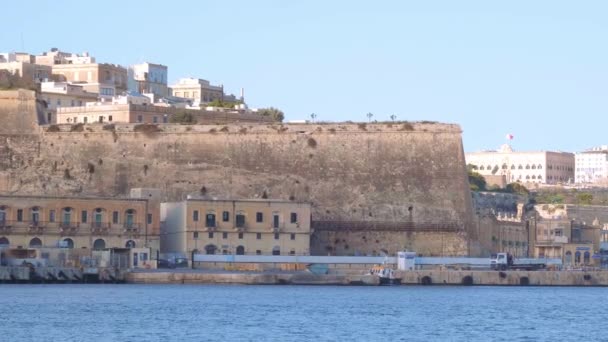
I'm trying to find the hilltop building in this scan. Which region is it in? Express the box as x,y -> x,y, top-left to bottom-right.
575,146 -> 608,184
169,77 -> 224,105
466,144 -> 574,185
128,62 -> 168,98
40,81 -> 98,123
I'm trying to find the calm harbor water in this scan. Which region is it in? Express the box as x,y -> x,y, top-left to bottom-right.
0,284 -> 604,341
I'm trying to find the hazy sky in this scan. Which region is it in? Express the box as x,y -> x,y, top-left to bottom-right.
2,1 -> 606,152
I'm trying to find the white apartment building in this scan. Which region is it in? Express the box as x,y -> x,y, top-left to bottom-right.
466,144 -> 575,185
128,62 -> 168,97
575,146 -> 608,184
40,81 -> 99,123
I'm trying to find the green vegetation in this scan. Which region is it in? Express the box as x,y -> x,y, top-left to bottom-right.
206,99 -> 242,109
576,192 -> 593,205
468,169 -> 487,191
258,107 -> 284,122
169,112 -> 196,124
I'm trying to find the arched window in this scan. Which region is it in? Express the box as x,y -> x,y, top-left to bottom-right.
29,237 -> 42,247
479,166 -> 485,170
532,175 -> 536,179
125,209 -> 135,228
575,251 -> 581,264
205,244 -> 217,255
30,207 -> 40,224
94,208 -> 104,228
93,239 -> 106,250
538,175 -> 542,180
487,165 -> 491,170
62,238 -> 74,249
510,165 -> 515,170
272,246 -> 280,256
584,251 -> 591,264
526,175 -> 530,179
565,251 -> 572,265
518,165 -> 523,170
525,164 -> 530,169
125,240 -> 136,248
531,165 -> 536,169
502,163 -> 508,170
0,236 -> 9,246
62,208 -> 72,227
538,164 -> 542,169
236,245 -> 245,255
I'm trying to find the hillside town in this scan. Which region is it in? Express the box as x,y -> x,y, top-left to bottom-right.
1,47 -> 608,286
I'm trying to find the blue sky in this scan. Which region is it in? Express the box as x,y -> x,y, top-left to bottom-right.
1,1 -> 607,152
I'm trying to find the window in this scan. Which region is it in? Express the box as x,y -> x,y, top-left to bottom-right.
290,213 -> 298,224
112,211 -> 119,224
256,233 -> 262,240
222,232 -> 228,239
193,210 -> 199,222
147,214 -> 152,224
49,210 -> 55,222
57,99 -> 61,106
184,92 -> 189,98
137,115 -> 143,123
81,210 -> 88,223
290,233 -> 296,240
273,215 -> 279,228
71,100 -> 75,107
238,232 -> 243,239
17,209 -> 23,222
153,116 -> 158,123
109,115 -> 113,122
222,211 -> 229,222
97,116 -> 103,123
206,214 -> 216,228
256,250 -> 261,255
73,117 -> 77,123
274,233 -> 279,240
84,117 -> 88,124
193,232 -> 199,239
236,214 -> 245,228
256,212 -> 263,223
208,232 -> 214,239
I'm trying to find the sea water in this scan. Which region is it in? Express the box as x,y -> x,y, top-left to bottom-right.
0,284 -> 604,341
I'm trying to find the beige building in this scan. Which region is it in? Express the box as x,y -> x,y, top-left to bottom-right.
161,199 -> 312,257
34,48 -> 95,66
466,144 -> 575,185
0,61 -> 51,87
52,63 -> 127,97
170,78 -> 224,104
533,217 -> 598,267
41,81 -> 99,123
0,189 -> 160,252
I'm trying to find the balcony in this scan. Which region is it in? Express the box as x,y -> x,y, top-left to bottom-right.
91,222 -> 111,235
59,222 -> 80,235
123,223 -> 141,236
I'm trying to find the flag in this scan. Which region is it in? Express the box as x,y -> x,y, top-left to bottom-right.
506,134 -> 514,140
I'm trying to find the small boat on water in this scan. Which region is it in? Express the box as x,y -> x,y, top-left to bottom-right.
369,265 -> 402,285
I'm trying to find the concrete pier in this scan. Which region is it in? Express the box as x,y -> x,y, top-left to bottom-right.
126,270 -> 380,286
397,270 -> 608,286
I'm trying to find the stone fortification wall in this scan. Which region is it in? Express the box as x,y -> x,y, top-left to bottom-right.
0,89 -> 45,134
0,91 -> 474,256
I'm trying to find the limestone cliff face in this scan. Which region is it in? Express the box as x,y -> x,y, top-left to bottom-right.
0,91 -> 474,255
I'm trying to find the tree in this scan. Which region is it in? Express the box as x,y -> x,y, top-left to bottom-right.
310,113 -> 317,123
169,111 -> 195,124
505,183 -> 529,196
390,114 -> 396,122
366,112 -> 373,122
258,107 -> 284,122
468,170 -> 487,192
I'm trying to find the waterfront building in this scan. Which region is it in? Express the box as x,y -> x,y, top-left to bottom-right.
52,62 -> 128,97
466,144 -> 575,185
161,198 -> 312,257
41,81 -> 99,123
575,146 -> 608,184
0,189 -> 160,252
128,62 -> 168,98
169,77 -> 224,105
